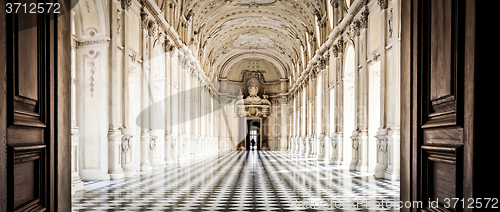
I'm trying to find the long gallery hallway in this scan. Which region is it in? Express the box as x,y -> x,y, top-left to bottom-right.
72,151 -> 399,211
0,0 -> 489,210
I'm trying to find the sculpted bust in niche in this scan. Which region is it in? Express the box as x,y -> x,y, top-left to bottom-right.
243,78 -> 271,105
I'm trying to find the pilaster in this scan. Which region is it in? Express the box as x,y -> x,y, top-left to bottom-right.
139,8 -> 152,172
280,95 -> 288,151
107,0 -> 125,180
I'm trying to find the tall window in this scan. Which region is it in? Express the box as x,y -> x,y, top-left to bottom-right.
345,0 -> 352,10
327,0 -> 334,30
315,16 -> 321,46
343,45 -> 355,164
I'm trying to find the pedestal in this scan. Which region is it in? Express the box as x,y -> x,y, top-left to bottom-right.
170,135 -> 179,163
140,130 -> 152,172
385,128 -> 400,180
165,132 -> 174,164
349,132 -> 359,171
330,133 -> 343,165
356,130 -> 369,172
150,135 -> 158,170
322,134 -> 331,163
121,128 -> 136,178
108,129 -> 125,179
71,130 -> 83,195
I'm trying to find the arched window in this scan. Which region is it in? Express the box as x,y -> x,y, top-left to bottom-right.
345,0 -> 352,10
327,0 -> 334,30
343,45 -> 355,164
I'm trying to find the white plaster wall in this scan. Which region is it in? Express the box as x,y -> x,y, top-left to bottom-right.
79,46 -> 111,180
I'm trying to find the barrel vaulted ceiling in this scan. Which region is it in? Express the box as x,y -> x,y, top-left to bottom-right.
182,0 -> 324,83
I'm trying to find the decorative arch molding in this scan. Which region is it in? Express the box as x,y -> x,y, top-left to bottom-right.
210,48 -> 292,74
218,52 -> 289,80
206,27 -> 301,60
343,44 -> 356,80
187,0 -> 317,32
198,8 -> 311,38
73,0 -> 109,39
199,12 -> 307,58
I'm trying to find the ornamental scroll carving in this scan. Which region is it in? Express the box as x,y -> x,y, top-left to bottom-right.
242,70 -> 266,84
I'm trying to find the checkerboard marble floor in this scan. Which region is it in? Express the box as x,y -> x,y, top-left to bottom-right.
72,151 -> 400,211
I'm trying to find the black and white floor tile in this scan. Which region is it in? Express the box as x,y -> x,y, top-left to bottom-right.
72,151 -> 400,211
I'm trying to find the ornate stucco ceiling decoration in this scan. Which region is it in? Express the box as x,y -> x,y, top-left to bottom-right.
232,31 -> 275,49
182,0 -> 321,83
226,59 -> 280,83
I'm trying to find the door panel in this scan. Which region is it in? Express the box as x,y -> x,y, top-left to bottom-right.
4,0 -> 56,211
404,0 -> 475,211
419,0 -> 465,210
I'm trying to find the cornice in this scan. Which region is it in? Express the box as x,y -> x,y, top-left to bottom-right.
75,37 -> 111,49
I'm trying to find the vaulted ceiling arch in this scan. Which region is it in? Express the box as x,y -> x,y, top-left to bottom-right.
73,0 -> 109,39
180,0 -> 324,86
205,28 -> 300,65
186,0 -> 318,32
218,51 -> 290,80
197,10 -> 310,49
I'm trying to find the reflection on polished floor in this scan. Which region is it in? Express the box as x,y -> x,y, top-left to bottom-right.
72,151 -> 400,211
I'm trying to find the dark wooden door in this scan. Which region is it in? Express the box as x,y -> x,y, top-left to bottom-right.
401,0 -> 493,211
1,0 -> 71,211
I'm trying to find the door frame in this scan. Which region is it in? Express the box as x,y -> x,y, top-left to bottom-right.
246,117 -> 262,150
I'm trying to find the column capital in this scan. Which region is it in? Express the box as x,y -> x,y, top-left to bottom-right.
378,0 -> 389,9
323,50 -> 330,60
140,8 -> 149,29
177,49 -> 184,60
336,38 -> 344,53
318,57 -> 327,70
147,20 -> 157,37
360,8 -> 369,29
163,39 -> 173,53
279,95 -> 289,104
350,20 -> 361,38
120,0 -> 131,10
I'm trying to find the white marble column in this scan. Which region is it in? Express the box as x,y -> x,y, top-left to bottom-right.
385,0 -> 401,181
147,22 -> 159,171
172,50 -> 182,163
290,94 -> 297,153
356,17 -> 370,173
119,1 -> 135,178
311,70 -> 319,158
324,52 -> 332,163
164,41 -> 174,164
305,78 -> 311,157
189,71 -> 196,158
320,54 -> 331,163
107,0 -> 125,180
301,87 -> 307,155
139,12 -> 151,172
329,66 -> 338,165
294,91 -> 302,154
308,73 -> 317,158
316,69 -> 323,161
280,95 -> 288,151
336,43 -> 345,166
70,44 -> 83,194
348,21 -> 361,171
373,1 -> 390,176
200,85 -> 205,155
182,59 -> 191,160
